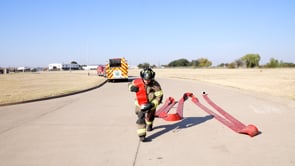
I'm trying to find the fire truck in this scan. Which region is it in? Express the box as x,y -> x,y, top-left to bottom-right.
96,65 -> 105,77
105,57 -> 128,81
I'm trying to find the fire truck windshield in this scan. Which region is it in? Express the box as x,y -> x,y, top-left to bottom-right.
109,59 -> 121,67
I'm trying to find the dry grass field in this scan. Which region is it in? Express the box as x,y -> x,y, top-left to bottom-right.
0,68 -> 294,105
0,70 -> 106,105
130,68 -> 295,101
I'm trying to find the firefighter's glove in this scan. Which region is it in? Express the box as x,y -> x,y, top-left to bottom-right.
140,102 -> 154,113
130,85 -> 139,92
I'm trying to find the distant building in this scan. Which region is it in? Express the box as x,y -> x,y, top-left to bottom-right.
48,63 -> 80,71
48,63 -> 62,70
82,64 -> 100,70
17,67 -> 30,72
61,63 -> 80,70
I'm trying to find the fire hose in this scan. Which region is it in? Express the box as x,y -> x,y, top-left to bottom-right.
155,92 -> 259,137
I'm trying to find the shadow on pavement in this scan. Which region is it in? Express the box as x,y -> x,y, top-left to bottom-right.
106,76 -> 139,83
146,115 -> 214,141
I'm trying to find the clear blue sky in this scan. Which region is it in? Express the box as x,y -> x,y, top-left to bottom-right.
1,0 -> 294,67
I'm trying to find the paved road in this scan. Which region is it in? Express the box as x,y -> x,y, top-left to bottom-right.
0,78 -> 294,166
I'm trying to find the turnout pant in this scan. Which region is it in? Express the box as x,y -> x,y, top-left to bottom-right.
135,106 -> 156,137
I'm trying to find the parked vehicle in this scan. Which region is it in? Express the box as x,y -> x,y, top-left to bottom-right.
105,58 -> 128,81
97,65 -> 106,77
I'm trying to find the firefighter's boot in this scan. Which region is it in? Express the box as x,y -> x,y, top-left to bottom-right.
146,121 -> 153,132
147,124 -> 153,132
137,111 -> 147,142
139,135 -> 146,142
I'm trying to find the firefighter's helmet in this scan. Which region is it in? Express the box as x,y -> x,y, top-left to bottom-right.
140,68 -> 155,80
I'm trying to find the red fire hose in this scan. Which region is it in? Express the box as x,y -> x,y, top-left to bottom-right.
155,92 -> 259,137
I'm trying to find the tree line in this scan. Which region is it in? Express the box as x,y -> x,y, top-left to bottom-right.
137,54 -> 295,68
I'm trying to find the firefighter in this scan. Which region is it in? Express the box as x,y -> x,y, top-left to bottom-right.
128,67 -> 163,142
